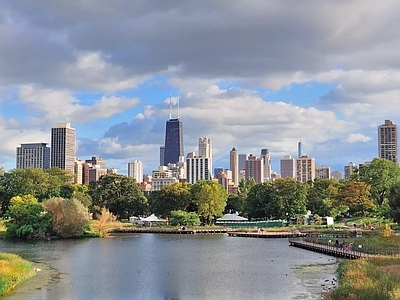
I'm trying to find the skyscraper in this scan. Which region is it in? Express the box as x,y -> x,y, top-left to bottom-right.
298,141 -> 304,158
230,148 -> 239,187
163,118 -> 184,165
159,146 -> 165,167
128,160 -> 143,183
344,162 -> 358,180
280,155 -> 295,179
16,142 -> 50,169
245,154 -> 264,184
186,155 -> 211,184
238,153 -> 248,171
51,123 -> 76,173
295,155 -> 315,183
260,148 -> 271,182
198,137 -> 212,175
378,119 -> 398,164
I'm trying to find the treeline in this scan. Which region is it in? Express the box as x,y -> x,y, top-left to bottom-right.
1,157 -> 400,239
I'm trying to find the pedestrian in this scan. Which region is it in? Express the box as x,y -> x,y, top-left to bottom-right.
335,239 -> 339,250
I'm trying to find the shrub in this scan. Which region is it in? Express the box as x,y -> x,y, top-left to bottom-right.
44,197 -> 89,238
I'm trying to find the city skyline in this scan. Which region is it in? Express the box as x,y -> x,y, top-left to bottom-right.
1,2 -> 400,175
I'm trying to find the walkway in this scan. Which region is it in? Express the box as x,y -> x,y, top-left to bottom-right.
288,237 -> 374,259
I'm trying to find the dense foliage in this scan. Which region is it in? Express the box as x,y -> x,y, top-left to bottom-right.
170,210 -> 201,226
5,195 -> 52,239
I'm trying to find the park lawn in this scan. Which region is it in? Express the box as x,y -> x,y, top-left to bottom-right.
0,253 -> 36,296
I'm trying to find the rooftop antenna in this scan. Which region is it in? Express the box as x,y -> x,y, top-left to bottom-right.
177,93 -> 180,118
169,94 -> 172,120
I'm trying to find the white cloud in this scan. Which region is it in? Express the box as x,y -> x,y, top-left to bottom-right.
347,133 -> 372,143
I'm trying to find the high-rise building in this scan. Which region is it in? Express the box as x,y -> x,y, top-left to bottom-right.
378,119 -> 398,164
198,137 -> 212,176
280,155 -> 295,179
315,166 -> 331,179
128,160 -> 144,183
159,146 -> 165,167
163,118 -> 184,166
296,155 -> 315,183
238,153 -> 248,171
298,141 -> 304,158
51,123 -> 76,173
16,142 -> 50,169
230,148 -> 239,187
331,170 -> 343,181
344,162 -> 358,180
186,155 -> 211,184
260,149 -> 271,182
85,156 -> 106,169
245,154 -> 264,184
214,167 -> 224,178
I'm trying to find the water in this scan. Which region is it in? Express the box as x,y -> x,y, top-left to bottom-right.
0,234 -> 338,300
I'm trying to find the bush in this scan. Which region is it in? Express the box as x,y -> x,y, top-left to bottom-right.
5,195 -> 51,239
170,210 -> 200,227
44,197 -> 89,238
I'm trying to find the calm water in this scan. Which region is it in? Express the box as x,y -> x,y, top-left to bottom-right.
0,234 -> 338,300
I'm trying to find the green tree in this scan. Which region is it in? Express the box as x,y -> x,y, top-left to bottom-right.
358,158 -> 400,206
225,194 -> 245,215
274,178 -> 309,221
170,210 -> 201,227
306,179 -> 341,217
5,195 -> 52,239
152,182 -> 192,217
88,174 -> 149,219
191,180 -> 228,225
388,182 -> 400,223
73,191 -> 92,208
246,182 -> 280,219
238,178 -> 256,199
334,181 -> 375,217
43,197 -> 89,238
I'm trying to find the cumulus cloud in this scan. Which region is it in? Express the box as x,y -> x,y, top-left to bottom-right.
347,133 -> 373,143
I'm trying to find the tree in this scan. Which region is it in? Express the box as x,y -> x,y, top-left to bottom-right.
388,182 -> 400,223
225,194 -> 245,215
246,182 -> 280,219
358,158 -> 400,206
152,182 -> 192,217
306,179 -> 341,217
274,178 -> 309,221
334,181 -> 375,217
44,197 -> 89,238
170,210 -> 200,227
5,195 -> 52,239
92,207 -> 117,237
88,174 -> 149,219
191,180 -> 228,225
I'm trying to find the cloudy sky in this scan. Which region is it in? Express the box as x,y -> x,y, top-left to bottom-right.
1,1 -> 399,175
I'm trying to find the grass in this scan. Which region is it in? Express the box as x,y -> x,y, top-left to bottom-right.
324,257 -> 400,300
0,253 -> 36,296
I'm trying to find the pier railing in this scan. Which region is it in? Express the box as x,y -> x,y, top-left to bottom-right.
288,236 -> 400,257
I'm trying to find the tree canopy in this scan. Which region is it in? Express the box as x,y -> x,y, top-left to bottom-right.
152,182 -> 192,217
88,174 -> 149,219
191,180 -> 228,225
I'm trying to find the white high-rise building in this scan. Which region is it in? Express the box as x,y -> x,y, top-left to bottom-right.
186,154 -> 211,184
51,123 -> 76,173
280,155 -> 295,179
378,119 -> 398,164
198,137 -> 212,177
16,142 -> 50,169
344,162 -> 358,180
128,160 -> 144,183
296,155 -> 315,183
315,166 -> 331,179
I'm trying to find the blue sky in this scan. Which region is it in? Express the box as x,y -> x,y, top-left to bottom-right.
1,1 -> 399,175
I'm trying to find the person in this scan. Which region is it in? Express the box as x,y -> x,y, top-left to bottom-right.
342,240 -> 347,251
335,239 -> 339,250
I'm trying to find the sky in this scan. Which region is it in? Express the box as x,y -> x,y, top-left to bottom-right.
1,1 -> 400,176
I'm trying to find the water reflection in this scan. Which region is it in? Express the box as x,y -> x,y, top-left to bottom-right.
0,234 -> 337,300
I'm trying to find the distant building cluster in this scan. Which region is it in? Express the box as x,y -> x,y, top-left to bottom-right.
15,112 -> 399,194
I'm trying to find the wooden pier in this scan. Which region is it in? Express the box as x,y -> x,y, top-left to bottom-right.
288,237 -> 373,259
227,231 -> 306,238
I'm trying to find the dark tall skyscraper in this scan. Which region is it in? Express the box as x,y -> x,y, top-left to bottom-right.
163,118 -> 184,165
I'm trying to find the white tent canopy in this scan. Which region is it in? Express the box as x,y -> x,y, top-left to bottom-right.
216,214 -> 248,221
142,214 -> 167,226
